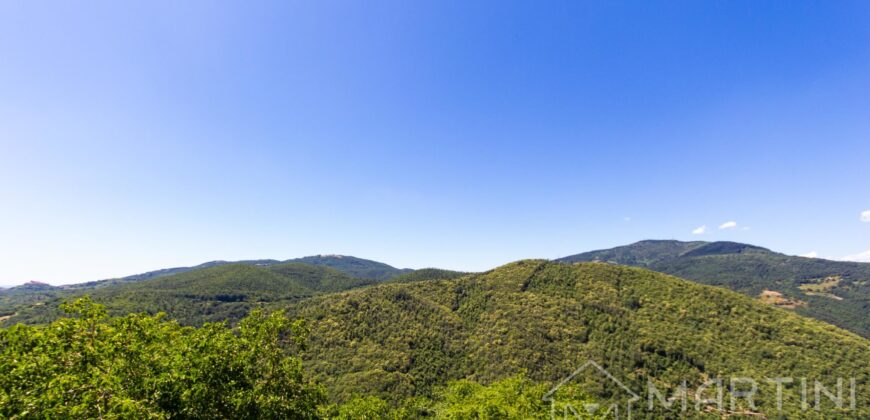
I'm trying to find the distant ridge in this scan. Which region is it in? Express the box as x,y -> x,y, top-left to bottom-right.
0,257 -> 418,326
0,255 -> 414,325
6,240 -> 870,339
558,239 -> 870,338
288,255 -> 412,281
23,255 -> 411,292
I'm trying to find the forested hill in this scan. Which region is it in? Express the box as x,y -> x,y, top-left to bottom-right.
0,260 -> 426,327
286,260 -> 870,418
287,255 -> 413,281
26,254 -> 410,292
0,255 -> 413,324
3,259 -> 870,417
100,254 -> 410,286
557,240 -> 870,338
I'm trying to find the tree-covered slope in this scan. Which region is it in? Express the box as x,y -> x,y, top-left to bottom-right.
2,263 -> 376,326
286,260 -> 870,418
387,268 -> 468,283
0,255 -> 412,325
288,255 -> 412,281
0,298 -> 599,419
267,262 -> 378,293
1,254 -> 405,297
0,281 -> 61,318
558,240 -> 870,338
3,259 -> 870,417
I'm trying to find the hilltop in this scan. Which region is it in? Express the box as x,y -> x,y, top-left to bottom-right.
557,240 -> 870,338
0,256 -> 416,326
285,260 -> 870,417
288,255 -> 413,281
2,256 -> 870,416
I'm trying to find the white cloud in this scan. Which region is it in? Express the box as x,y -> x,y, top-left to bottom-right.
691,225 -> 707,235
841,250 -> 870,263
861,210 -> 870,222
719,221 -> 738,230
800,251 -> 818,258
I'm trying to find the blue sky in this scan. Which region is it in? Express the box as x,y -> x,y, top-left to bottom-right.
1,1 -> 869,286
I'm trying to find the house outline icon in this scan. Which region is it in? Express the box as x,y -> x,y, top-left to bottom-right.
542,360 -> 641,419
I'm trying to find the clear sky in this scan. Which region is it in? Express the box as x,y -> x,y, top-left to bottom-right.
1,1 -> 869,286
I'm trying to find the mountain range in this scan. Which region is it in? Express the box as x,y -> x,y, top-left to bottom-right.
0,255 -> 416,324
2,242 -> 870,417
5,240 -> 868,338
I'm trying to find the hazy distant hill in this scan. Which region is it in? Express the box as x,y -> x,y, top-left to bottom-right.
4,262 -> 381,326
286,260 -> 870,417
79,254 -> 408,287
0,256 -> 413,326
54,255 -> 407,291
287,255 -> 413,281
0,282 -> 60,317
558,240 -> 870,338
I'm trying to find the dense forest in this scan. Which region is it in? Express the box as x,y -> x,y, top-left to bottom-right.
287,261 -> 870,418
0,298 -> 599,418
3,259 -> 869,418
0,298 -> 325,418
0,255 -> 411,326
559,240 -> 870,338
0,261 -> 403,327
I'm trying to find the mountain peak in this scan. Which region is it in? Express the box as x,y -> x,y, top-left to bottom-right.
24,280 -> 50,286
557,239 -> 870,338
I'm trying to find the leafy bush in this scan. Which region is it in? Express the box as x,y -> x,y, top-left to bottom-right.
0,297 -> 324,418
325,374 -> 601,419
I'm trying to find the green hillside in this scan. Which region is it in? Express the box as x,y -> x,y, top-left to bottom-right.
0,297 -> 598,419
0,282 -> 61,322
288,255 -> 413,281
558,240 -> 870,338
2,263 -> 375,326
3,259 -> 870,417
286,260 -> 870,418
387,268 -> 468,283
0,255 -> 413,326
91,254 -> 407,285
